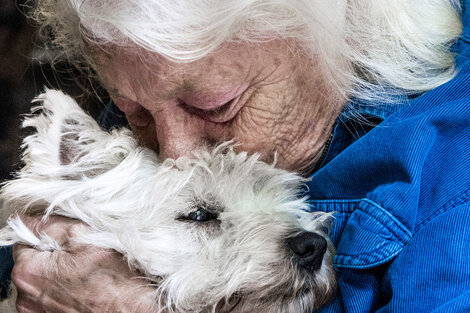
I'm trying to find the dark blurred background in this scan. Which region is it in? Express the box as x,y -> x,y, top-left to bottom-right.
0,0 -> 107,182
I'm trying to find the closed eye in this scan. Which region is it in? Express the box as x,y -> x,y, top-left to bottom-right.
178,97 -> 236,120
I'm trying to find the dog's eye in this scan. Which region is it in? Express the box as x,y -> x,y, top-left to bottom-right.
182,208 -> 218,222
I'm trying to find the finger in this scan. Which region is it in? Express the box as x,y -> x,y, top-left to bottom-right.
16,215 -> 88,248
17,284 -> 84,313
11,248 -> 46,303
14,262 -> 85,313
12,245 -> 57,284
12,244 -> 51,263
13,241 -> 119,279
18,214 -> 74,236
12,245 -> 73,309
15,296 -> 40,313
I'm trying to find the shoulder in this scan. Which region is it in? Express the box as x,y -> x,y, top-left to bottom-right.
307,65 -> 470,271
309,70 -> 470,313
380,70 -> 470,229
311,5 -> 470,311
309,67 -> 470,225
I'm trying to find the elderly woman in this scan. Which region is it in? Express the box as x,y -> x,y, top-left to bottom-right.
1,0 -> 469,312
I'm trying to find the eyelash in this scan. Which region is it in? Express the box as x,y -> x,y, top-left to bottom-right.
178,98 -> 235,120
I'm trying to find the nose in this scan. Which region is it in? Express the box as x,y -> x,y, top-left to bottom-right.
287,232 -> 327,271
151,104 -> 215,160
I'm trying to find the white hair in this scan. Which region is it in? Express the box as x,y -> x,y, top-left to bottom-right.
31,0 -> 463,102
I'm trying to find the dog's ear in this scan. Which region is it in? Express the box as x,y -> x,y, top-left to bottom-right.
21,89 -> 135,178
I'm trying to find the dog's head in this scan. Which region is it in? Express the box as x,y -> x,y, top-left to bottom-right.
132,148 -> 337,313
1,90 -> 336,313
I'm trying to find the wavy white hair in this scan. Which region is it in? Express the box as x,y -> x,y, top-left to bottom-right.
31,0 -> 463,101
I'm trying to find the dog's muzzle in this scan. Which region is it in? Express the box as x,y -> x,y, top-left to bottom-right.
287,232 -> 327,272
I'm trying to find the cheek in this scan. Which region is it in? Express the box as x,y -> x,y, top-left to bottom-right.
227,88 -> 294,155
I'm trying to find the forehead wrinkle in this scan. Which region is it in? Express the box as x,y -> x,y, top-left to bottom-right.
140,57 -> 199,102
140,77 -> 195,105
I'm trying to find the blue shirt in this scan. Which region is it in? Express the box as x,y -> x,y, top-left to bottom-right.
1,2 -> 469,311
310,2 -> 470,311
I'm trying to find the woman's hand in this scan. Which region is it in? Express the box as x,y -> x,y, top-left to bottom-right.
11,215 -> 157,313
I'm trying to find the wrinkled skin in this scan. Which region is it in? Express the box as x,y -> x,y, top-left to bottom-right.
12,216 -> 157,313
12,40 -> 345,312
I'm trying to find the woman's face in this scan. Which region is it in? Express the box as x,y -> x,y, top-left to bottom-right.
90,40 -> 344,173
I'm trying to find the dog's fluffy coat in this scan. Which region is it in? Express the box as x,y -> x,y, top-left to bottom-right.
0,89 -> 335,313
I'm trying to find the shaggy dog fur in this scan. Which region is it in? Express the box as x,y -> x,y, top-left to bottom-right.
0,89 -> 336,313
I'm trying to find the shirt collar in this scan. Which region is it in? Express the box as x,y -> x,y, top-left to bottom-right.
315,92 -> 410,171
339,92 -> 409,123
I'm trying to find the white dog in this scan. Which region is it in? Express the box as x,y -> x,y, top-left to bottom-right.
0,89 -> 336,313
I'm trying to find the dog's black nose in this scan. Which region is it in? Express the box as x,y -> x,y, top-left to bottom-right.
287,232 -> 327,271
